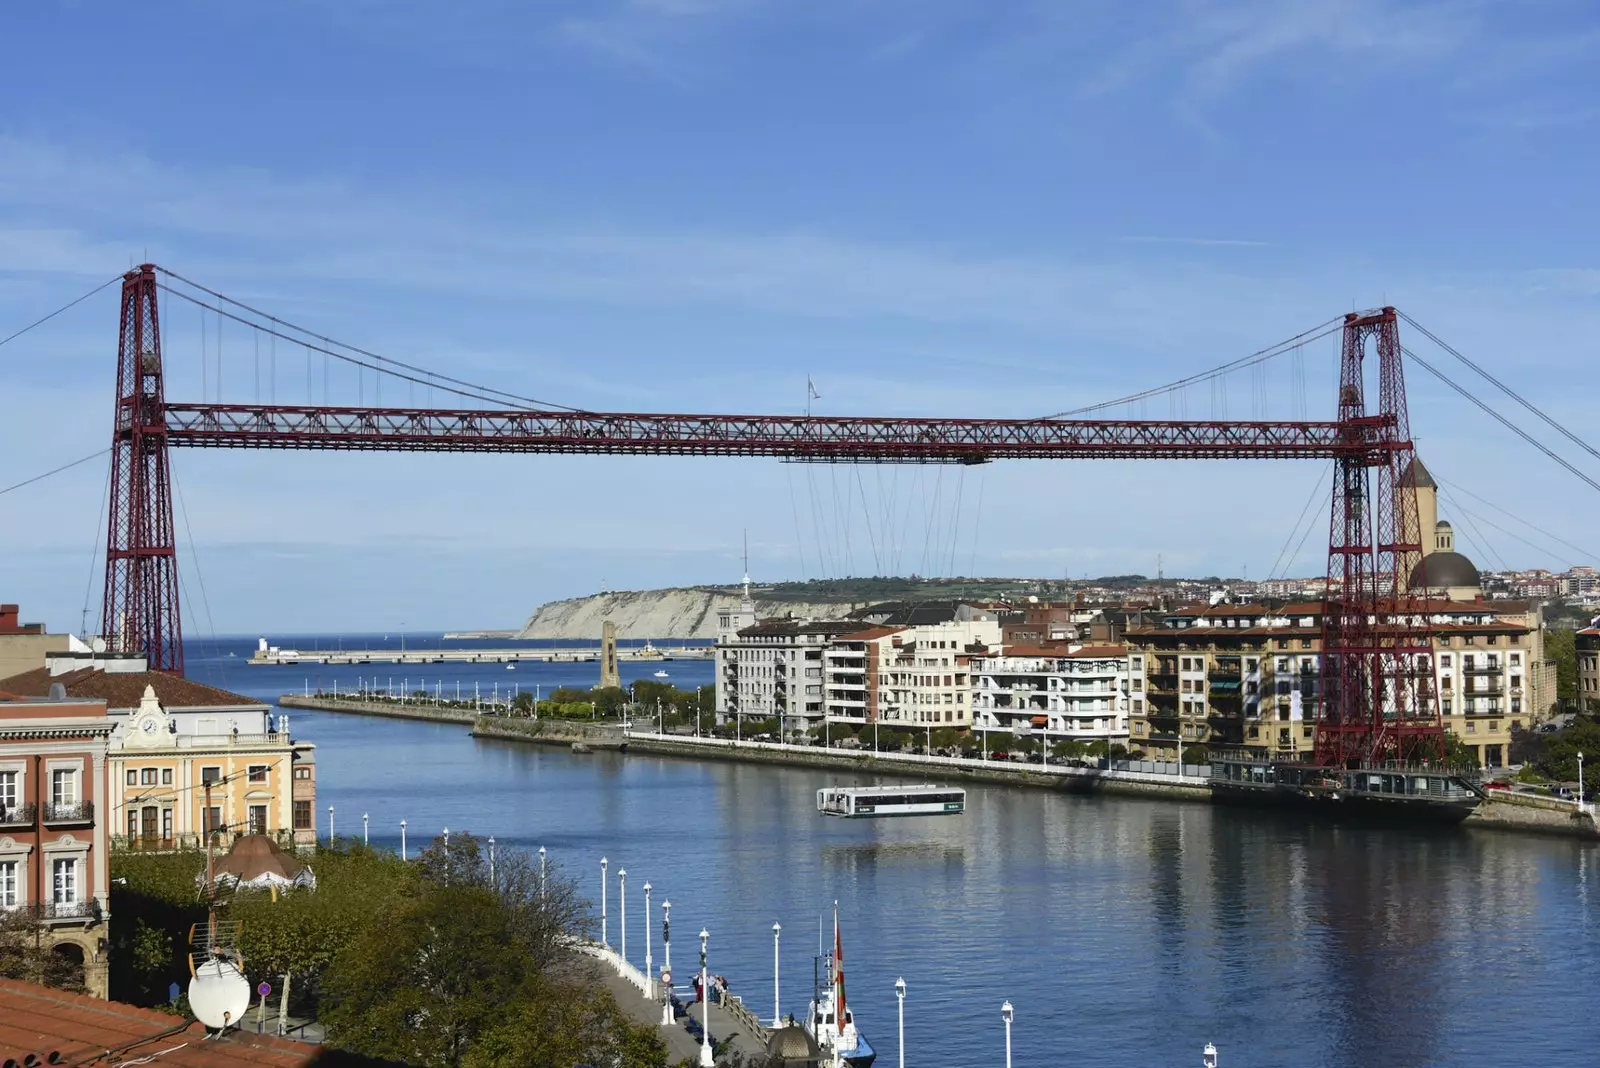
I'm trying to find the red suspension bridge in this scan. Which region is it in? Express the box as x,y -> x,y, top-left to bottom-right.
89,263 -> 1570,767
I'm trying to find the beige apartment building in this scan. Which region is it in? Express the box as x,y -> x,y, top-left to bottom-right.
970,644 -> 1135,750
824,619 -> 1002,731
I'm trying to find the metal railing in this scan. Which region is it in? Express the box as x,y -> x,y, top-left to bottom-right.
43,801 -> 94,824
0,803 -> 36,826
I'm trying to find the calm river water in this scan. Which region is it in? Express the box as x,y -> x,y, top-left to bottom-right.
190,636 -> 1600,1066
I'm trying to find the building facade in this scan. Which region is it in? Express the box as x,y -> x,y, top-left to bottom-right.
1126,599 -> 1554,767
970,644 -> 1134,750
0,656 -> 318,852
0,688 -> 113,998
0,604 -> 78,682
824,619 -> 1002,730
1578,624 -> 1600,713
717,618 -> 852,737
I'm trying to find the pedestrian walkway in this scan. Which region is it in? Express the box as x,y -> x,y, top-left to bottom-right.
580,952 -> 769,1063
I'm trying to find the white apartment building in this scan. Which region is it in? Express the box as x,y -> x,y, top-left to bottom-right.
971,645 -> 1134,749
717,618 -> 852,735
824,619 -> 1002,730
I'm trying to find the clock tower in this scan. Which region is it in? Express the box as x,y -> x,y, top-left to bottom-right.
124,685 -> 172,748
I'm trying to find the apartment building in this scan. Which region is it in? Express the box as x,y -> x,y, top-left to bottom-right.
970,644 -> 1134,750
0,686 -> 114,997
824,619 -> 1002,730
1127,598 -> 1554,767
0,603 -> 78,681
717,617 -> 853,737
0,654 -> 318,851
1578,623 -> 1600,713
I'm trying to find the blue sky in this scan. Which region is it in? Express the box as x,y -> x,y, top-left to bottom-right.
2,0 -> 1598,634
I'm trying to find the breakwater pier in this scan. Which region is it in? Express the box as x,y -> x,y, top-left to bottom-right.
251,643 -> 711,666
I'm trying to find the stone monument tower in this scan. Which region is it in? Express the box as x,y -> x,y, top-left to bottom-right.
600,619 -> 622,691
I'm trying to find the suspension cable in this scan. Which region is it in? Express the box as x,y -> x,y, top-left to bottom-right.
1400,311 -> 1600,464
1403,346 -> 1600,496
155,267 -> 587,413
0,276 -> 121,351
0,448 -> 109,497
1435,473 -> 1598,563
1042,317 -> 1344,418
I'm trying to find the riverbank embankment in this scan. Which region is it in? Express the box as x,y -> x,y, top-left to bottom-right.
277,694 -> 477,724
471,716 -> 1212,803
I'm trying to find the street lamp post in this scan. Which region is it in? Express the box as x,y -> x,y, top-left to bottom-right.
488,836 -> 497,886
895,977 -> 906,1068
1580,751 -> 1587,811
643,882 -> 653,992
327,806 -> 334,845
601,857 -> 609,946
362,812 -> 369,846
1001,1000 -> 1013,1068
661,899 -> 673,1025
400,820 -> 407,860
539,845 -> 547,900
699,929 -> 713,1067
443,828 -> 450,885
772,922 -> 781,1027
619,868 -> 628,967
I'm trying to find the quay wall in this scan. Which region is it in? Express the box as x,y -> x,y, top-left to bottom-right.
277,695 -> 477,725
286,701 -> 1600,839
1465,793 -> 1600,839
476,718 -> 1211,802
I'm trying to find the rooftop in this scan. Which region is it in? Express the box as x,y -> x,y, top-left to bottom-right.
0,979 -> 335,1067
0,667 -> 262,710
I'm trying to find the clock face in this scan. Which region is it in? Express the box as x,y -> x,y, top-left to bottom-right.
141,718 -> 158,734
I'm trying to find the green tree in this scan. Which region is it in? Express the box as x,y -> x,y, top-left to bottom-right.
1181,745 -> 1210,765
322,886 -> 531,1067
0,907 -> 85,991
1443,729 -> 1481,769
1538,716 -> 1600,793
1547,627 -> 1578,708
465,977 -> 665,1068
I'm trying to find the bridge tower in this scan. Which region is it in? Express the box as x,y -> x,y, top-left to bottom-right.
101,264 -> 183,673
1313,308 -> 1443,766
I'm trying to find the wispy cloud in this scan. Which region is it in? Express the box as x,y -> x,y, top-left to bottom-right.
1116,236 -> 1273,248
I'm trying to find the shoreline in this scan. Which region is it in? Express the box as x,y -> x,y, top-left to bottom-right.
278,695 -> 1600,840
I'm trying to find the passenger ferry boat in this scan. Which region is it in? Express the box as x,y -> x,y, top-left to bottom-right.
807,905 -> 876,1068
817,784 -> 966,818
1210,752 -> 1482,824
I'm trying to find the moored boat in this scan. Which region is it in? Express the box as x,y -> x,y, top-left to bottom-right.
807,905 -> 876,1067
1210,751 -> 1482,825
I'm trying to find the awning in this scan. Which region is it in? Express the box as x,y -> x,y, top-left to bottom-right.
1208,680 -> 1242,693
1030,716 -> 1048,726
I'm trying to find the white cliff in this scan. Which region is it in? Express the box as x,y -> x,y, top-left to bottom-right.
518,588 -> 867,640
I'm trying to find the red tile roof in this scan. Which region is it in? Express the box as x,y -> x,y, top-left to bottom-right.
0,668 -> 260,710
0,979 -> 317,1067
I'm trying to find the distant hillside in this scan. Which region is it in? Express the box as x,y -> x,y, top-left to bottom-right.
517,576 -> 1149,640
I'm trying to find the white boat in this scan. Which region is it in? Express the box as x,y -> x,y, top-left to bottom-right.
653,669 -> 669,678
817,784 -> 966,818
506,664 -> 515,670
807,904 -> 876,1068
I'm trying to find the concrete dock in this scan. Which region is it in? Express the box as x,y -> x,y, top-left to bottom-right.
251,644 -> 710,666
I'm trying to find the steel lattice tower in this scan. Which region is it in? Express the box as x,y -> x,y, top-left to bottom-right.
101,264 -> 183,673
1313,307 -> 1443,765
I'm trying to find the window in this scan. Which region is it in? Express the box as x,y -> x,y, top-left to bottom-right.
248,804 -> 268,835
51,769 -> 77,806
127,809 -> 138,837
1276,639 -> 1288,650
294,801 -> 312,831
1277,658 -> 1290,672
201,767 -> 221,785
163,809 -> 173,840
125,769 -> 137,786
0,771 -> 14,813
1489,721 -> 1499,733
294,766 -> 310,780
0,860 -> 15,907
1440,655 -> 1452,668
1443,699 -> 1452,714
162,769 -> 172,785
248,765 -> 268,783
1300,639 -> 1312,649
52,858 -> 77,906
1511,653 -> 1521,665
1487,635 -> 1499,645
1466,721 -> 1475,733
203,806 -> 223,836
141,768 -> 157,786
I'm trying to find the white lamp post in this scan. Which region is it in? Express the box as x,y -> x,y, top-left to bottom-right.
362,812 -> 369,846
661,899 -> 673,1026
699,928 -> 713,1067
600,857 -> 609,946
443,828 -> 450,885
772,922 -> 782,1026
539,845 -> 547,900
1001,1000 -> 1013,1068
895,977 -> 906,1068
619,868 -> 628,967
1580,751 -> 1586,811
400,819 -> 407,860
488,836 -> 497,886
327,806 -> 334,845
643,882 -> 653,991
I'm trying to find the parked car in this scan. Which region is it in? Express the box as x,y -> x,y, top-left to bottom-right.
1553,785 -> 1575,800
989,751 -> 1010,761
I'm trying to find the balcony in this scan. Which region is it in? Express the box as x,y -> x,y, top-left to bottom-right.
0,802 -> 36,827
1462,663 -> 1503,675
43,801 -> 94,825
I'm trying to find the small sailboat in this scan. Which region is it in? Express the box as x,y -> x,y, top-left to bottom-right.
507,664 -> 516,670
654,669 -> 669,678
807,904 -> 876,1067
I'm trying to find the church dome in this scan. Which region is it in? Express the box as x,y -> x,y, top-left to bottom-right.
1409,550 -> 1479,592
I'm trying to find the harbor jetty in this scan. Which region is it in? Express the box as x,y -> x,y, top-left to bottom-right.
251,641 -> 709,666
